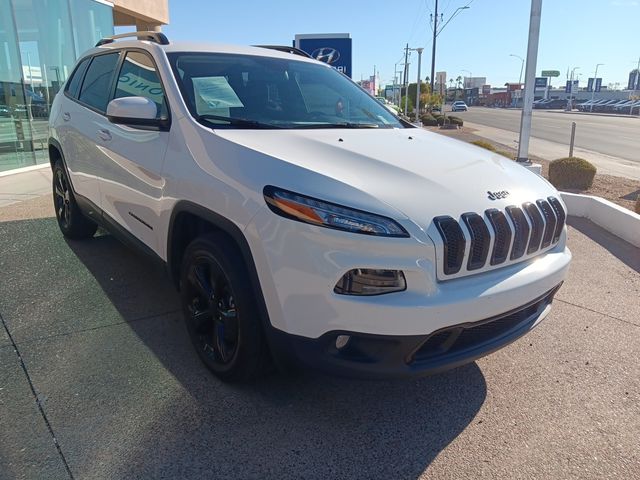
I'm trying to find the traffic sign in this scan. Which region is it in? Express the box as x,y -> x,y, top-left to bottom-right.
542,70 -> 560,77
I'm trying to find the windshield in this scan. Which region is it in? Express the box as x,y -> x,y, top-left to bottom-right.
167,52 -> 404,129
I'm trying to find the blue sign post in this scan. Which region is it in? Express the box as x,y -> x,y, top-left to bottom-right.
534,77 -> 548,88
586,78 -> 603,92
294,34 -> 353,78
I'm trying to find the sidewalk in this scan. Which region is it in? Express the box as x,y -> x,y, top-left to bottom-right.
463,120 -> 640,180
0,164 -> 51,208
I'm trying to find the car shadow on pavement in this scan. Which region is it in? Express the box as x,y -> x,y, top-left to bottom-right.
567,217 -> 640,274
0,216 -> 487,479
67,232 -> 487,479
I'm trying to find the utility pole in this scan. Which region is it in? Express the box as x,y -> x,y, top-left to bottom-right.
430,0 -> 438,93
516,0 -> 542,164
403,43 -> 410,116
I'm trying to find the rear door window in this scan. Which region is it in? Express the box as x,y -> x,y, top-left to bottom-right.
78,52 -> 120,113
66,57 -> 91,99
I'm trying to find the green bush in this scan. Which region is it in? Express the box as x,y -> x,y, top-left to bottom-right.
635,196 -> 640,215
471,140 -> 496,151
548,157 -> 597,190
420,113 -> 438,126
448,116 -> 464,127
432,114 -> 463,127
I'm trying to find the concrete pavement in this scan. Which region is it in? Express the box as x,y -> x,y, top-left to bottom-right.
1,194 -> 638,479
0,165 -> 51,208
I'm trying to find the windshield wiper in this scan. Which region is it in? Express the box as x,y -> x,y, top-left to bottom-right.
197,114 -> 282,129
291,122 -> 380,129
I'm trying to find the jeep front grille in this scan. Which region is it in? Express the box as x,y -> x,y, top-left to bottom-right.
432,196 -> 565,278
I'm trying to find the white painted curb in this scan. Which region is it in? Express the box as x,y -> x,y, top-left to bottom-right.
0,163 -> 49,178
560,192 -> 640,248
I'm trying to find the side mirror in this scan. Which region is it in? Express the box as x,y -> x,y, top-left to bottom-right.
106,96 -> 165,128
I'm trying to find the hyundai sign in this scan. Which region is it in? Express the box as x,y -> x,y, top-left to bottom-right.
294,34 -> 352,78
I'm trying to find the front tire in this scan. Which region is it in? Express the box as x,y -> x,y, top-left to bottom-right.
180,233 -> 267,382
52,161 -> 97,239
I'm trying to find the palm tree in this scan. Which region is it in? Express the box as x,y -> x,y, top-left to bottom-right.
455,76 -> 462,99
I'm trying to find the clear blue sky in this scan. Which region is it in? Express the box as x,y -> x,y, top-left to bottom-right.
157,0 -> 639,89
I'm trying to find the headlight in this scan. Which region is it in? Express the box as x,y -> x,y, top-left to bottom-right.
263,186 -> 408,237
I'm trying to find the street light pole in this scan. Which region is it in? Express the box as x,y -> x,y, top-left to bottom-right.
516,0 -> 543,164
509,54 -> 524,106
403,44 -> 410,117
415,48 -> 424,123
589,63 -> 603,112
567,66 -> 579,110
429,2 -> 470,93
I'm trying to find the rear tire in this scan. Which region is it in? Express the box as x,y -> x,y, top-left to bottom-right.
52,161 -> 97,239
180,233 -> 267,382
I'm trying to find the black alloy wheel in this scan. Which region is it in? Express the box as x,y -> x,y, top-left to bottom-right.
185,257 -> 239,366
180,233 -> 267,381
52,161 -> 97,239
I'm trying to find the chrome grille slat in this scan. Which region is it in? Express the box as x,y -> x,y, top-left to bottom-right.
505,206 -> 530,260
433,197 -> 564,278
461,213 -> 491,270
522,202 -> 544,254
547,197 -> 566,243
536,199 -> 557,248
485,209 -> 512,265
433,216 -> 466,275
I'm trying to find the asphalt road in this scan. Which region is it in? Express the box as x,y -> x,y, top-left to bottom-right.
1,195 -> 639,479
455,108 -> 639,165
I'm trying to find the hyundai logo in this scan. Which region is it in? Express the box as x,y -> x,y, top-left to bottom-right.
311,47 -> 341,64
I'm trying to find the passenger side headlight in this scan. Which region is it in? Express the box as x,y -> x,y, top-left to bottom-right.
263,186 -> 408,237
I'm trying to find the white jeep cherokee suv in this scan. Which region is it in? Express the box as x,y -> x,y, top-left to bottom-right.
48,32 -> 571,381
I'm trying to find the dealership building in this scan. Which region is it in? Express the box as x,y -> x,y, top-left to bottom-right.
0,0 -> 168,173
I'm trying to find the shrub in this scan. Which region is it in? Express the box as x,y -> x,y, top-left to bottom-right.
420,113 -> 438,126
432,114 -> 463,127
471,140 -> 496,151
448,116 -> 464,127
636,196 -> 640,215
548,157 -> 597,190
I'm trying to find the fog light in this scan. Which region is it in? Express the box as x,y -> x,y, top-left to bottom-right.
335,335 -> 351,350
334,269 -> 406,295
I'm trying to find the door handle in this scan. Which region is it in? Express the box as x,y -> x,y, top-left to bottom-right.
62,112 -> 71,121
98,129 -> 112,141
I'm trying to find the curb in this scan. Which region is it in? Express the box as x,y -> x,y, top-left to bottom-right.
0,163 -> 49,178
560,192 -> 640,248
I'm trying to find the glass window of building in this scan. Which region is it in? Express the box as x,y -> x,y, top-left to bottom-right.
0,0 -> 113,172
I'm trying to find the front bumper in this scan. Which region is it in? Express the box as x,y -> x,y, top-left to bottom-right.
271,283 -> 562,379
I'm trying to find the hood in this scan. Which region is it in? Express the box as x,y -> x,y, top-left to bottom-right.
214,127 -> 558,229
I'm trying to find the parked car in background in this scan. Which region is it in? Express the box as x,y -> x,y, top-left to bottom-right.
451,101 -> 468,112
533,99 -> 567,109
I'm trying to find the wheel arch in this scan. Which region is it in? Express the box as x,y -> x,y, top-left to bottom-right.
167,201 -> 273,330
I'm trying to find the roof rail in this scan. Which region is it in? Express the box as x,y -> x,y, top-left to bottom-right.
95,31 -> 169,47
254,45 -> 312,59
